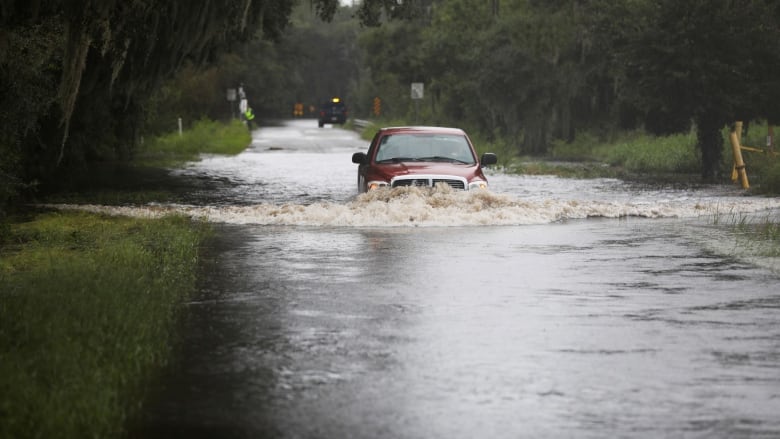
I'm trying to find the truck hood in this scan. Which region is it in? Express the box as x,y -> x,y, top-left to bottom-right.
376,161 -> 480,180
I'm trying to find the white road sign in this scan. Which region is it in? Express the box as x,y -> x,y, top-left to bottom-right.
411,82 -> 424,100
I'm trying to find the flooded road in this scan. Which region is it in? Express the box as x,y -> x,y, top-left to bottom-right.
129,120 -> 780,438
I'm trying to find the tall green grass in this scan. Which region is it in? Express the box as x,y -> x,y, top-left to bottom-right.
0,211 -> 209,439
594,132 -> 700,174
749,159 -> 780,194
548,122 -> 779,192
551,130 -> 701,175
137,118 -> 251,166
713,211 -> 780,259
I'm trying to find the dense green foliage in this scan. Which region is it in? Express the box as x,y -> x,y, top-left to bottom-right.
0,0 -> 350,208
4,0 -> 778,210
0,0 -> 282,209
0,0 -> 423,212
0,212 -> 209,439
350,0 -> 780,181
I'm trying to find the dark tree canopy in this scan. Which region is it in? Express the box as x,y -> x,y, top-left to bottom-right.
601,0 -> 780,178
3,0 -> 780,209
0,0 -> 417,193
0,0 -> 355,204
354,0 -> 780,179
2,0 -> 294,164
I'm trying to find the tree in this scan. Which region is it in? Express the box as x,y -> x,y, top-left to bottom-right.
0,0 -> 358,203
601,0 -> 780,179
354,0 -> 617,155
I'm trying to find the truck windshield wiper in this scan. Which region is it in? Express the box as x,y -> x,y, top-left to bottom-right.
376,157 -> 420,163
419,156 -> 471,164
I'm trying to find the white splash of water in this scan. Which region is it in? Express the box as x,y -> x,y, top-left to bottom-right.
42,185 -> 780,227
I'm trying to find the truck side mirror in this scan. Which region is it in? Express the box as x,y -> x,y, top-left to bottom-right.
352,152 -> 368,164
480,153 -> 497,166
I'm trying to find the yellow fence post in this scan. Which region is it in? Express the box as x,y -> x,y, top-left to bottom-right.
730,121 -> 750,189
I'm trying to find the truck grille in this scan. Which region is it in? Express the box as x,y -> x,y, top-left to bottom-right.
391,176 -> 467,190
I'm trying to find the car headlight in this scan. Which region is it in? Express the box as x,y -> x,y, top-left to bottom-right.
367,181 -> 389,191
468,180 -> 488,190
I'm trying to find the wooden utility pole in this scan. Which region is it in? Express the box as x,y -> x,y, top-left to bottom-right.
730,121 -> 750,189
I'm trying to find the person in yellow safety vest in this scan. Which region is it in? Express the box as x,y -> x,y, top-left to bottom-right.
244,107 -> 255,130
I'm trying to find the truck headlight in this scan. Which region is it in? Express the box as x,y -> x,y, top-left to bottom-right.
367,181 -> 389,191
468,180 -> 488,190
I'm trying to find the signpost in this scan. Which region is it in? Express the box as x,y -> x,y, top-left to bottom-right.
238,85 -> 247,121
227,88 -> 236,119
411,83 -> 424,123
411,83 -> 424,100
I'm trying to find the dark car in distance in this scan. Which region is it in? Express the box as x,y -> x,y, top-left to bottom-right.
318,97 -> 347,127
351,126 -> 497,192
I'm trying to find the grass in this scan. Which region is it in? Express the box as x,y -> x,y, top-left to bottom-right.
544,130 -> 702,179
0,118 -> 242,438
0,210 -> 209,439
748,159 -> 780,194
749,220 -> 780,257
709,211 -> 780,262
735,122 -> 780,194
592,132 -> 700,174
547,122 -> 780,192
136,118 -> 251,166
742,218 -> 780,255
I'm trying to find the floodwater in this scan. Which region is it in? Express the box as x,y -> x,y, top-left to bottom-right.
117,120 -> 780,438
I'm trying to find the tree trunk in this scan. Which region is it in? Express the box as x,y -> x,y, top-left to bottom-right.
695,114 -> 724,182
522,113 -> 548,155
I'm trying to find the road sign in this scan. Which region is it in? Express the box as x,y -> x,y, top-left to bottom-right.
411,83 -> 424,100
